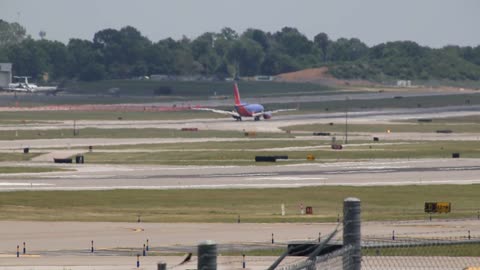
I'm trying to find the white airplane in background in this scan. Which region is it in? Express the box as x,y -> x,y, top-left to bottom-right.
193,82 -> 296,121
2,76 -> 62,95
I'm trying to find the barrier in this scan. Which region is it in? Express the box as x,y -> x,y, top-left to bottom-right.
255,156 -> 276,162
54,158 -> 72,163
313,132 -> 331,136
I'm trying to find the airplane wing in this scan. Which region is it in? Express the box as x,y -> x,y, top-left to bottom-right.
192,107 -> 240,117
0,86 -> 30,92
268,108 -> 297,114
252,108 -> 297,117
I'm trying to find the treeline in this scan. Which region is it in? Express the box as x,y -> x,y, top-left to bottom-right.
1,19 -> 480,82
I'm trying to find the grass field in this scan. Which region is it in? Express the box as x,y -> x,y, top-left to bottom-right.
0,166 -> 70,174
294,93 -> 480,112
0,153 -> 41,162
282,123 -> 480,133
0,185 -> 479,222
0,128 -> 292,140
362,243 -> 480,257
401,115 -> 480,124
69,80 -> 333,97
0,110 -> 224,122
81,141 -> 480,165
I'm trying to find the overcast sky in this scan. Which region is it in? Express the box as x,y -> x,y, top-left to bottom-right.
1,0 -> 479,48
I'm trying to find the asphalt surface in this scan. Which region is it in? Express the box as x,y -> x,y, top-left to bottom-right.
0,159 -> 479,191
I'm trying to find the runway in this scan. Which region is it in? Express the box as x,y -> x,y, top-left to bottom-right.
0,159 -> 479,191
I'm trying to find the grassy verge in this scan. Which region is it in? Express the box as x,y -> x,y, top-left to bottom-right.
70,80 -> 332,97
363,243 -> 480,256
400,115 -> 480,124
281,123 -> 480,133
0,166 -> 71,174
0,153 -> 41,162
0,185 -> 479,222
292,93 -> 480,113
0,128 -> 292,140
0,111 -> 223,121
81,141 -> 480,165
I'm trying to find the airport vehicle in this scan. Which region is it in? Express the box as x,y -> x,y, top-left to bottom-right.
2,76 -> 61,95
194,83 -> 295,121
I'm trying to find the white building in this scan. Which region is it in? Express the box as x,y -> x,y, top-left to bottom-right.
0,63 -> 12,88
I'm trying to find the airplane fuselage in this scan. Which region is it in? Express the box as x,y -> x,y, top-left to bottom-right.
235,103 -> 264,117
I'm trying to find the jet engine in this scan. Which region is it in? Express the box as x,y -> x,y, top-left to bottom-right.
263,112 -> 272,119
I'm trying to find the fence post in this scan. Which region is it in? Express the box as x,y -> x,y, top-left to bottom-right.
198,240 -> 217,270
343,197 -> 361,270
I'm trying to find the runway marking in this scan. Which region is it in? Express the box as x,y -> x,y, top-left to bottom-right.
209,173 -> 277,177
246,177 -> 327,181
324,169 -> 396,174
0,182 -> 53,186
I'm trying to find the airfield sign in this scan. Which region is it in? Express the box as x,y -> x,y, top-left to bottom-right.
424,202 -> 451,213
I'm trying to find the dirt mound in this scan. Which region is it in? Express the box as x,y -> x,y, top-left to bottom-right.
276,67 -> 331,81
276,67 -> 375,87
276,67 -> 341,85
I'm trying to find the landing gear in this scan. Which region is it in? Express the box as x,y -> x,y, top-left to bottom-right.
233,116 -> 242,121
254,116 -> 260,121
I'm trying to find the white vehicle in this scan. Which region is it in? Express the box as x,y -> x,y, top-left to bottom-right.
3,76 -> 61,95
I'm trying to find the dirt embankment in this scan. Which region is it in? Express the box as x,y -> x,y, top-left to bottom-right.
275,67 -> 377,87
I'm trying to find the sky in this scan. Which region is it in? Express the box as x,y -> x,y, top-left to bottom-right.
0,0 -> 479,48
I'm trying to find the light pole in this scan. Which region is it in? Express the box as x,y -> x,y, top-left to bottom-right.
345,96 -> 349,144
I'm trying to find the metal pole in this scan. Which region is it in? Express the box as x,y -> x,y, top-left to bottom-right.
345,97 -> 349,145
343,197 -> 361,270
198,240 -> 217,270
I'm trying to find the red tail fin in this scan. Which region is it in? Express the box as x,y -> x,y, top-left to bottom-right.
233,83 -> 241,105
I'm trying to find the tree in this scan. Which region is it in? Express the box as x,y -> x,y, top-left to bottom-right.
328,38 -> 368,62
314,32 -> 330,62
7,38 -> 49,80
37,40 -> 70,80
243,28 -> 270,50
227,38 -> 265,76
273,27 -> 312,57
0,20 -> 27,48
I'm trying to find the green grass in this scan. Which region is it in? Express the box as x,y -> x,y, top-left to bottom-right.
82,141 -> 480,165
401,115 -> 480,124
0,128 -> 292,140
1,185 -> 480,222
282,123 -> 480,133
93,140 -> 325,151
69,80 -> 332,97
293,93 -> 480,113
0,153 -> 41,162
363,243 -> 480,256
0,166 -> 71,174
0,111 -> 223,121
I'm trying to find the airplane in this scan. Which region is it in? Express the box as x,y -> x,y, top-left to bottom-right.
193,82 -> 295,121
2,76 -> 62,95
